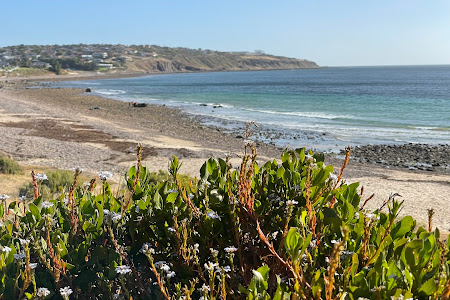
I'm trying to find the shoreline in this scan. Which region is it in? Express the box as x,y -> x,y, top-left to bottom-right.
0,86 -> 449,232
0,66 -> 322,84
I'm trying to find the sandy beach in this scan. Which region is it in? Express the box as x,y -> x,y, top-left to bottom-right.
0,81 -> 449,232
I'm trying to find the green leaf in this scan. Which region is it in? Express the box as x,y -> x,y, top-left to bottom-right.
249,265 -> 269,293
285,228 -> 303,261
391,216 -> 415,240
28,203 -> 41,220
418,278 -> 437,296
166,192 -> 178,203
276,166 -> 285,179
200,162 -> 209,180
96,203 -> 104,229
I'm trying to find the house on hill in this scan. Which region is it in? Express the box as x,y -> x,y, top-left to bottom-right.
93,52 -> 108,59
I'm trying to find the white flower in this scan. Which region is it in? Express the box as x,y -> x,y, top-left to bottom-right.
206,210 -> 221,220
154,261 -> 167,268
37,287 -> 51,297
19,238 -> 30,246
286,200 -> 298,206
327,173 -> 338,182
72,166 -> 83,173
223,265 -> 231,272
166,271 -> 176,278
363,212 -> 380,221
19,196 -> 26,202
193,243 -> 199,252
60,286 -> 73,297
244,139 -> 254,147
115,265 -> 132,275
42,201 -> 53,209
98,171 -> 113,180
103,209 -> 110,215
331,239 -> 339,244
224,246 -> 238,253
167,227 -> 176,233
204,261 -> 218,272
0,221 -> 3,227
199,283 -> 210,292
210,248 -> 218,256
30,262 -> 38,269
14,253 -> 26,260
160,264 -> 171,272
0,194 -> 10,201
111,212 -> 122,222
305,154 -> 315,162
2,246 -> 12,253
35,173 -> 48,181
140,243 -> 154,254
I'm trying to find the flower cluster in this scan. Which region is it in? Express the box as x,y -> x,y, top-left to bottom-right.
37,287 -> 50,297
60,286 -> 73,297
115,265 -> 132,275
98,171 -> 113,181
35,173 -> 48,181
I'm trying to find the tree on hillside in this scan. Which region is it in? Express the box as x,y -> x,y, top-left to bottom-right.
51,60 -> 61,74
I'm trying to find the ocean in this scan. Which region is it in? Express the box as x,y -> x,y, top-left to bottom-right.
61,65 -> 450,152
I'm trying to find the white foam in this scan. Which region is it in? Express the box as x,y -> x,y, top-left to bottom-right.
95,89 -> 127,95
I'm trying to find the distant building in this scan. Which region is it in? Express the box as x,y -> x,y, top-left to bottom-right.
30,60 -> 51,68
118,56 -> 133,62
92,52 -> 108,59
2,55 -> 17,61
0,61 -> 10,69
93,58 -> 104,63
96,63 -> 114,69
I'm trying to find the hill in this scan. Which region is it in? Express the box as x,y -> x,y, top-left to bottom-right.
0,44 -> 318,75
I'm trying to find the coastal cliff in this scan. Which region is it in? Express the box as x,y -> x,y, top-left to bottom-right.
126,54 -> 318,73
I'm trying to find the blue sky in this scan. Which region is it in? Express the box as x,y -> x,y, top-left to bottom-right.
1,0 -> 450,66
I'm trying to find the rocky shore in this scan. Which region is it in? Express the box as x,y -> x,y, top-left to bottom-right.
347,144 -> 450,174
0,83 -> 449,231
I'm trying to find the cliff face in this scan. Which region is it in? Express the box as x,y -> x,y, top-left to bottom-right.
126,54 -> 318,73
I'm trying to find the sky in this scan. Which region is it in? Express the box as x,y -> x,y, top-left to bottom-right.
1,0 -> 450,66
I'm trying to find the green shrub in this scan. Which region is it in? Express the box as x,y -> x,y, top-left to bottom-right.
44,170 -> 75,190
148,170 -> 193,186
0,148 -> 448,299
0,154 -> 23,174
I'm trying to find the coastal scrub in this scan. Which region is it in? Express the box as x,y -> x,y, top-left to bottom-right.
0,144 -> 448,299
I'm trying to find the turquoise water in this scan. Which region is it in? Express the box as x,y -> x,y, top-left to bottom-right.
62,66 -> 450,151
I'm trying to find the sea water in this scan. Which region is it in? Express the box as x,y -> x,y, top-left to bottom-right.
61,65 -> 450,152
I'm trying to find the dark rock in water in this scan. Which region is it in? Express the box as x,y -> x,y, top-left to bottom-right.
199,103 -> 208,106
85,88 -> 92,93
213,105 -> 223,108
